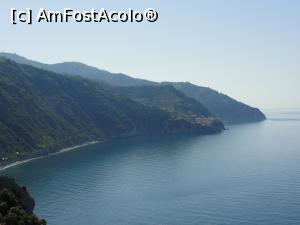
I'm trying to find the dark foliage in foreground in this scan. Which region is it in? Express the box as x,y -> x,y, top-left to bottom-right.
0,177 -> 46,225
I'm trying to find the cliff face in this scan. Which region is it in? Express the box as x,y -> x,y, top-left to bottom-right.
0,177 -> 45,225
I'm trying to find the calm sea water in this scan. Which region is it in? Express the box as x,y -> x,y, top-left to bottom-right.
1,110 -> 300,225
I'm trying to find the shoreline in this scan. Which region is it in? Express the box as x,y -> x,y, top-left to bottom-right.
0,127 -> 229,172
0,141 -> 99,171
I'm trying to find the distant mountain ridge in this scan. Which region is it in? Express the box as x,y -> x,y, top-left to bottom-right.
165,82 -> 266,124
0,53 -> 155,87
0,59 -> 224,166
0,52 -> 266,123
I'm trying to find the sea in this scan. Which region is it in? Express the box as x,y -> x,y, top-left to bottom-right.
1,109 -> 300,225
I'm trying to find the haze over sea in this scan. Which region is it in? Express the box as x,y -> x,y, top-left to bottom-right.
1,110 -> 300,225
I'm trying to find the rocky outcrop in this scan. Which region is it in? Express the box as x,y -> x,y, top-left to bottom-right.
0,177 -> 46,225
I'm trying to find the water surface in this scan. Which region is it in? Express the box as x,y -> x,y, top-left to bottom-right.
1,111 -> 300,225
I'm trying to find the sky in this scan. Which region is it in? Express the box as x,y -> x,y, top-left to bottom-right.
1,0 -> 299,109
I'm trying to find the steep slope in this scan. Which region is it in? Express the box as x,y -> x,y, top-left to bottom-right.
0,53 -> 155,87
115,85 -> 212,117
0,59 -> 224,165
115,85 -> 224,133
168,82 -> 266,124
0,53 -> 266,124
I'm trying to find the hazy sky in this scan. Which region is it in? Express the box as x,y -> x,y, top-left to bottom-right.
1,0 -> 299,109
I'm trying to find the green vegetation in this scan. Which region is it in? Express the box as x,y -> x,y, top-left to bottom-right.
167,82 -> 266,124
0,53 -> 265,166
114,85 -> 224,129
0,177 -> 45,225
115,85 -> 225,134
0,59 -> 224,166
115,85 -> 211,117
0,53 -> 266,124
0,53 -> 155,87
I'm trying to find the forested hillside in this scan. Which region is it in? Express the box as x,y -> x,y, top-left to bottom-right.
0,53 -> 266,124
168,82 -> 266,124
0,59 -> 224,165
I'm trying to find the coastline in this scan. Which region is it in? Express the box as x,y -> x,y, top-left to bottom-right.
0,141 -> 99,171
0,126 -> 227,172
